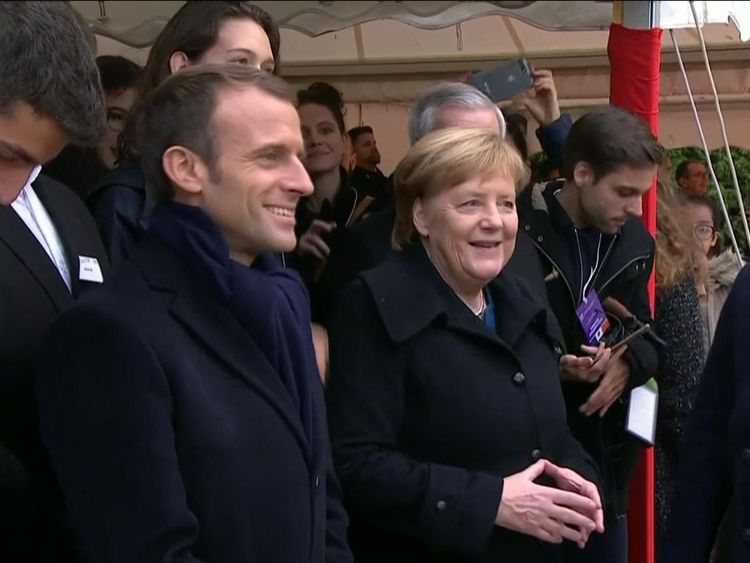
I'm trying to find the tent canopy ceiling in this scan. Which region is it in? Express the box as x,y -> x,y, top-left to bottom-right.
65,1 -> 750,172
73,1 -> 749,73
74,1 -> 615,44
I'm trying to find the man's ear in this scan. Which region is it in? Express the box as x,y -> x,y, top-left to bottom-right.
162,146 -> 207,201
573,161 -> 594,188
168,51 -> 190,74
412,197 -> 430,238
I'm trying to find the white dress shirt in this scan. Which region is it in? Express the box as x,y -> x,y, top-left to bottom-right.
10,165 -> 72,291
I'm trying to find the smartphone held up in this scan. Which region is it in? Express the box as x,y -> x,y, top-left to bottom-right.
467,58 -> 534,103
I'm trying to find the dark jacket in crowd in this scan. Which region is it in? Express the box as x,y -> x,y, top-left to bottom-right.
43,145 -> 109,202
326,242 -> 600,563
86,158 -> 147,267
35,224 -> 352,563
653,278 -> 706,546
517,180 -> 658,521
0,174 -> 110,561
661,265 -> 750,563
291,166 -> 382,323
349,165 -> 392,210
534,114 -> 572,174
295,166 -> 368,241
316,114 -> 574,326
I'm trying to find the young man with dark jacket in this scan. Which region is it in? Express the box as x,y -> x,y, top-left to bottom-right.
517,107 -> 664,563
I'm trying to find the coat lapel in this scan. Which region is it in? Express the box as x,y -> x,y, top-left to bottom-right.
442,276 -> 549,353
133,236 -> 313,466
365,243 -> 555,353
0,200 -> 72,312
32,176 -> 102,298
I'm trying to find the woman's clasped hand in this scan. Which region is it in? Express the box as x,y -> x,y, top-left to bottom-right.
497,459 -> 604,549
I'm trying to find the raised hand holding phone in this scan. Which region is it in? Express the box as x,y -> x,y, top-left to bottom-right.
467,58 -> 534,103
519,68 -> 562,126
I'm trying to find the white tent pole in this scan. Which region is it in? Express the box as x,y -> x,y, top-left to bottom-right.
669,28 -> 744,267
688,0 -> 750,258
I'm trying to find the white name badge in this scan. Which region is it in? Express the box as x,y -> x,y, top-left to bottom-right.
78,256 -> 104,283
626,378 -> 659,446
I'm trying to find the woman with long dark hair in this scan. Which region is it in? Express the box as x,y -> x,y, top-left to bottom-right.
293,82 -> 387,322
652,178 -> 706,552
87,1 -> 281,266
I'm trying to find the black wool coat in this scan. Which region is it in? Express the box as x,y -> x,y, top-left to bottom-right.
35,233 -> 352,563
327,242 -> 600,563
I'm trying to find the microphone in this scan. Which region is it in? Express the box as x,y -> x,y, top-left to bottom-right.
602,297 -> 667,350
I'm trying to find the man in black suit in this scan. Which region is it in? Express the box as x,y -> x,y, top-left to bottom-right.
36,64 -> 352,562
0,2 -> 106,560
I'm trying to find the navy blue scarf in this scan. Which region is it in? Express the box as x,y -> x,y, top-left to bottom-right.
148,202 -> 315,443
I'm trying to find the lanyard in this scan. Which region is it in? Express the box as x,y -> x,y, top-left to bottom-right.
575,229 -> 602,304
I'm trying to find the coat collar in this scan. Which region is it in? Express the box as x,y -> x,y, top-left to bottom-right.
709,250 -> 742,291
32,176 -> 98,298
0,175 -> 97,310
88,158 -> 145,198
130,233 -> 314,466
362,242 -> 560,349
296,166 -> 360,232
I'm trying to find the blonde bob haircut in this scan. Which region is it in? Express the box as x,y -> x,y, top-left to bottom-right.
392,126 -> 528,250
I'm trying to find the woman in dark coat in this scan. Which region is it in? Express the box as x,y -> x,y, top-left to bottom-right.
661,262 -> 750,563
652,180 -> 706,550
326,127 -> 603,563
292,82 -> 383,323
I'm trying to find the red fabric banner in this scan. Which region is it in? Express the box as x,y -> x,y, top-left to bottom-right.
607,22 -> 662,563
608,22 -> 662,238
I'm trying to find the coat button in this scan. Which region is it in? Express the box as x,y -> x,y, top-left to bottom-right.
436,500 -> 447,511
531,449 -> 543,461
537,235 -> 544,243
742,448 -> 750,461
553,344 -> 563,356
512,372 -> 526,387
524,225 -> 531,231
314,475 -> 320,488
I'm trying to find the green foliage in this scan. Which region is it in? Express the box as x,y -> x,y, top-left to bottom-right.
669,146 -> 750,257
529,151 -> 549,170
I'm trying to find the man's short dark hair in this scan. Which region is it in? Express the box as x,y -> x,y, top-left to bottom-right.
135,63 -> 291,203
0,2 -> 104,146
562,107 -> 664,182
675,158 -> 705,181
96,56 -> 142,95
348,126 -> 374,145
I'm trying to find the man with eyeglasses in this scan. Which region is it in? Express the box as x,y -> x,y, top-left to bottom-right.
44,55 -> 142,200
675,159 -> 708,197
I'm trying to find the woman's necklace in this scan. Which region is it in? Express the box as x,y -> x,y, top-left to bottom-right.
472,291 -> 487,318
